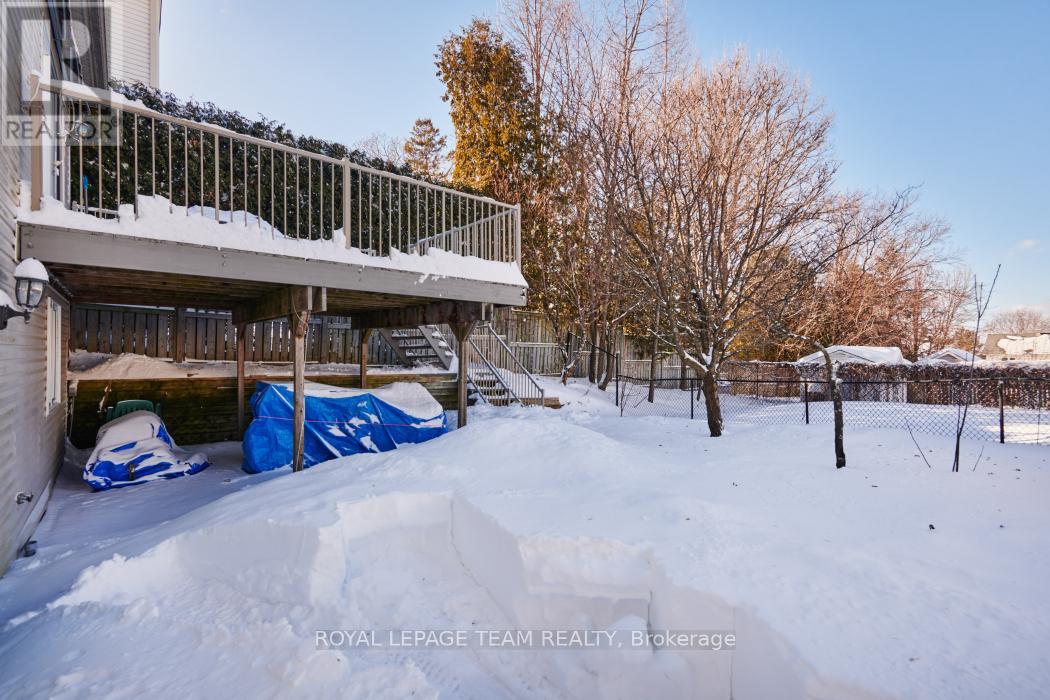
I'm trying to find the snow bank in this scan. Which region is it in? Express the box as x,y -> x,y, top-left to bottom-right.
19,193 -> 527,287
2,487 -> 871,699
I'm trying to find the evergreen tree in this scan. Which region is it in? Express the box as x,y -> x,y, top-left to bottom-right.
403,118 -> 447,179
435,19 -> 536,199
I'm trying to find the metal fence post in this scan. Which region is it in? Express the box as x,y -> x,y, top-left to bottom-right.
615,352 -> 621,407
690,377 -> 696,420
804,380 -> 810,425
997,380 -> 1005,444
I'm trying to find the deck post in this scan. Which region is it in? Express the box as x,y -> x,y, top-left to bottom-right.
358,328 -> 373,389
513,204 -> 521,266
450,321 -> 477,428
342,160 -> 351,248
236,323 -> 247,437
292,309 -> 311,472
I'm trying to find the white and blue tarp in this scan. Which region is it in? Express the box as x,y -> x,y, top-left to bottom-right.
84,411 -> 209,491
242,380 -> 448,474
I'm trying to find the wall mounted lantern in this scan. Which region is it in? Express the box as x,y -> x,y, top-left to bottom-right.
0,258 -> 49,330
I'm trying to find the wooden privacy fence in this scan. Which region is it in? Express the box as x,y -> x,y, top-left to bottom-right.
71,304 -> 400,364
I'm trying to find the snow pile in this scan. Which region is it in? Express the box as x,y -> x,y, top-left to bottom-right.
797,345 -> 910,365
1,381 -> 1048,698
20,193 -> 527,287
997,333 -> 1050,356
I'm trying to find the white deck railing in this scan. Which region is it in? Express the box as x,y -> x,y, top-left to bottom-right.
27,76 -> 521,266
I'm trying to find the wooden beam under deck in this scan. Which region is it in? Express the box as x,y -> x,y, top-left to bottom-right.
233,286 -> 327,325
42,263 -> 437,314
350,300 -> 488,330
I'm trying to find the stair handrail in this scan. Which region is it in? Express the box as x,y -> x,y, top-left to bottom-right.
468,323 -> 545,405
466,334 -> 521,404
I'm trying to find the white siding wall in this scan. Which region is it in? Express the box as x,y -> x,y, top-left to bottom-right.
108,0 -> 160,86
0,6 -> 70,573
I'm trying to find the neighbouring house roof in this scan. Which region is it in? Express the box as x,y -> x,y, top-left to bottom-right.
796,345 -> 910,366
983,333 -> 1050,358
916,347 -> 976,365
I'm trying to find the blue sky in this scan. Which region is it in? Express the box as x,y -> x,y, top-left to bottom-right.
161,1 -> 1049,315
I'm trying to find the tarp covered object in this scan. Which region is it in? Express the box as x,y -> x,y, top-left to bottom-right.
242,381 -> 447,474
84,411 -> 209,491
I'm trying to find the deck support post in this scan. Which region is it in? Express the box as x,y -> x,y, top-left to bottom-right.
359,328 -> 373,389
450,321 -> 477,429
236,323 -> 247,438
292,310 -> 311,472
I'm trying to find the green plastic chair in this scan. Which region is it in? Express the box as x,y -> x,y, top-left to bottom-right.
105,400 -> 161,422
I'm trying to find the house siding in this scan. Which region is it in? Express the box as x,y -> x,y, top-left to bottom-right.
0,5 -> 70,573
108,0 -> 160,86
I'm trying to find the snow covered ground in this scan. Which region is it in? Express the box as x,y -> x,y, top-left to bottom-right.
1,380 -> 1048,698
618,382 -> 1050,445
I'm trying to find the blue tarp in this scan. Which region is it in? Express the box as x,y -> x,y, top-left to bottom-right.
242,381 -> 448,474
84,412 -> 209,491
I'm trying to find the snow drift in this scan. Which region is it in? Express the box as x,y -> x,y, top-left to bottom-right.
1,489 -> 878,699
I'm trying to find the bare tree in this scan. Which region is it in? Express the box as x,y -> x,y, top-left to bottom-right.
779,204 -> 973,361
504,0 -> 674,386
987,307 -> 1050,334
951,266 -> 999,472
758,194 -> 915,467
352,132 -> 405,167
618,52 -> 834,436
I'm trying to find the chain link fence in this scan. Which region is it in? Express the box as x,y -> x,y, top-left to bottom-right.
616,376 -> 1050,446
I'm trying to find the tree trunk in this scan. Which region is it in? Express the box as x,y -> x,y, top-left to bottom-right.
678,360 -> 688,391
560,331 -> 578,384
700,370 -> 723,437
647,333 -> 658,403
597,327 -> 614,391
821,352 -> 846,468
587,319 -> 598,383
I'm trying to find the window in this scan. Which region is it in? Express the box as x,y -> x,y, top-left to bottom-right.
46,298 -> 62,413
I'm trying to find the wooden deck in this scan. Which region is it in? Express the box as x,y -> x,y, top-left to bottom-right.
20,223 -> 527,311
